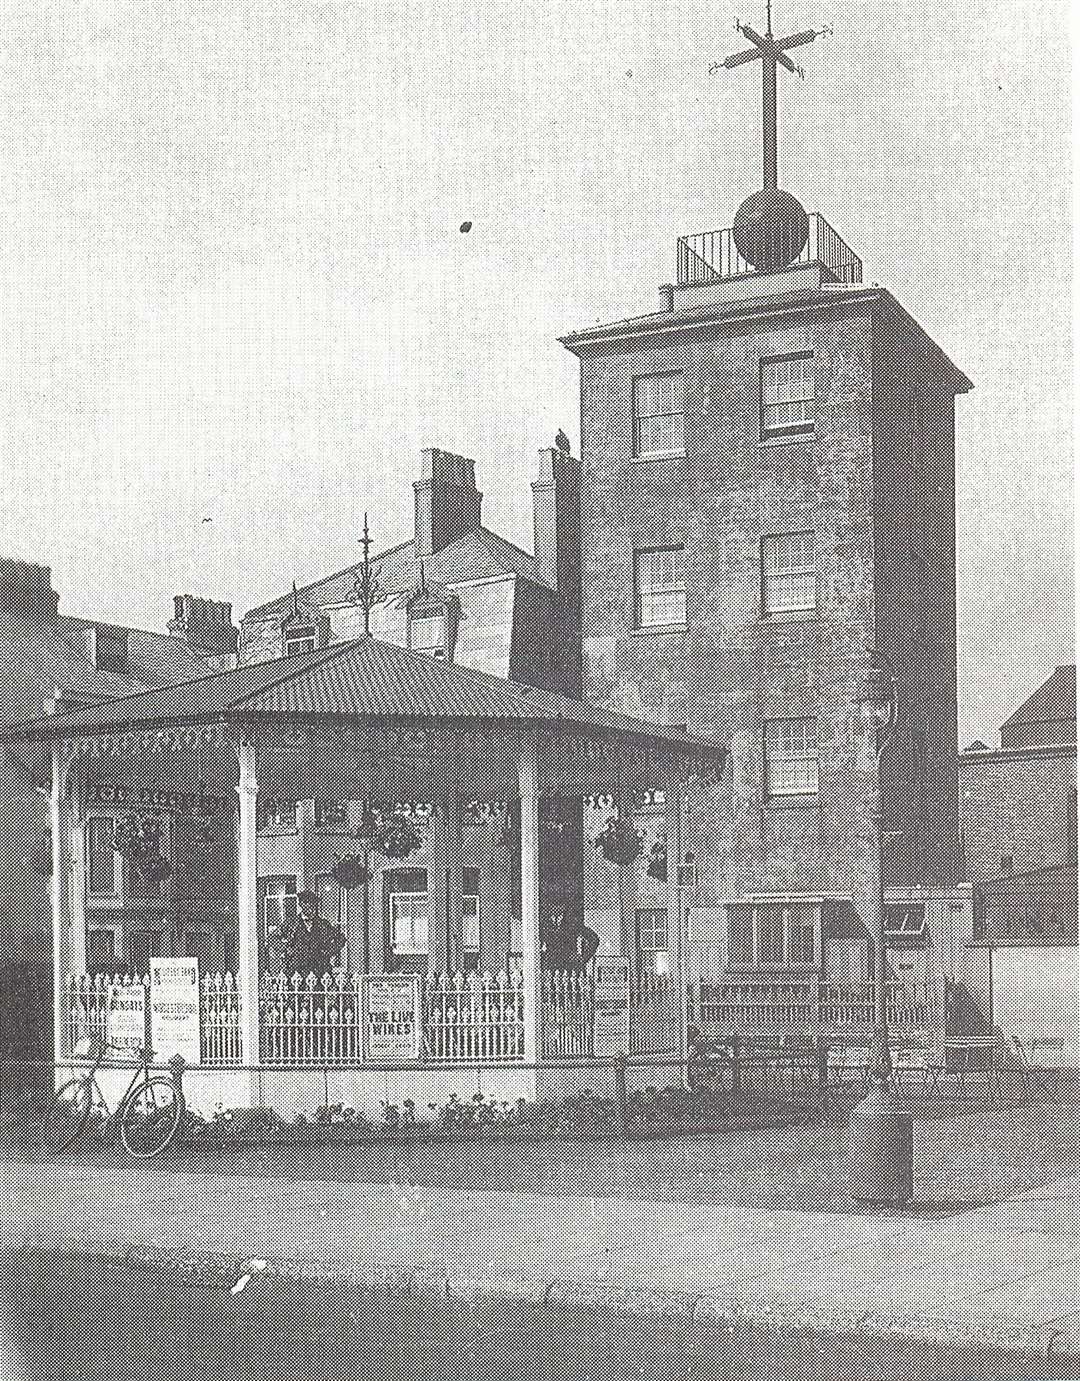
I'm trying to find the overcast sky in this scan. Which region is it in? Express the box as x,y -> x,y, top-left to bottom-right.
0,1 -> 1071,747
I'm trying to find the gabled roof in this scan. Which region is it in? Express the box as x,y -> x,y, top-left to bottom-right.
0,614 -> 209,728
0,635 -> 725,762
1002,666 -> 1076,729
245,527 -> 544,623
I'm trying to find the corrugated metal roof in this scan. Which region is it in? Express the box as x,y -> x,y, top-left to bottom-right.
1,635 -> 724,761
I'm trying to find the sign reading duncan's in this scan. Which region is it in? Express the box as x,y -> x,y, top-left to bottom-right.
149,958 -> 201,1065
593,956 -> 631,1058
363,975 -> 421,1061
106,983 -> 146,1055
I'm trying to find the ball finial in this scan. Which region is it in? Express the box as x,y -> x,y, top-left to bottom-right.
732,187 -> 810,272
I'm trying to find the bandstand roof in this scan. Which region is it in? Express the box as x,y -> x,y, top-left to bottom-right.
0,637 -> 725,795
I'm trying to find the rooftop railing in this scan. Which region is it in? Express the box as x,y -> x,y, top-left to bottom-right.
677,213 -> 863,288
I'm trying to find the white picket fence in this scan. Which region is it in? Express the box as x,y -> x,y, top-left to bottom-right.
64,965 -> 679,1069
62,973 -> 242,1066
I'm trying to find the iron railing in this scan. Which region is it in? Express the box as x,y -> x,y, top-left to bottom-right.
676,213 -> 863,288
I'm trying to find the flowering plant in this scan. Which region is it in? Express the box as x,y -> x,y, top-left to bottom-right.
111,813 -> 172,880
593,814 -> 644,867
353,805 -> 423,860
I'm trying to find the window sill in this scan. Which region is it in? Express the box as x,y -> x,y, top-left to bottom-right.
258,826 -> 299,837
760,432 -> 815,448
759,610 -> 819,624
631,624 -> 688,637
764,795 -> 820,810
631,451 -> 685,464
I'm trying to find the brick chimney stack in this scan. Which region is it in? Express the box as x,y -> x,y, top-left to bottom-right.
168,595 -> 239,663
0,560 -> 60,622
414,448 -> 483,559
532,446 -> 581,600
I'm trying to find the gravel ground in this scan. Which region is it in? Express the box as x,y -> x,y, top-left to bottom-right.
13,1090 -> 1079,1212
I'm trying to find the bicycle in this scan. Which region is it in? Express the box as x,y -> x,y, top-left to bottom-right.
42,1037 -> 186,1158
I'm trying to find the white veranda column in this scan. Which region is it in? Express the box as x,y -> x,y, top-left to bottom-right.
518,739 -> 542,1065
236,738 -> 260,1069
666,772 -> 688,1075
50,744 -> 70,1064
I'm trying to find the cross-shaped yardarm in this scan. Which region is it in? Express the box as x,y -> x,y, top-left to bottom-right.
711,2 -> 831,192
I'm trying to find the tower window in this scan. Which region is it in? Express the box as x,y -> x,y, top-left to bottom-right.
633,372 -> 684,457
761,532 -> 816,614
761,353 -> 814,439
764,718 -> 819,798
634,547 -> 686,629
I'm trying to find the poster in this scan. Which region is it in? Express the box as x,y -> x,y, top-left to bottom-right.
149,957 -> 201,1066
105,983 -> 146,1056
593,956 -> 631,1058
363,975 -> 421,1062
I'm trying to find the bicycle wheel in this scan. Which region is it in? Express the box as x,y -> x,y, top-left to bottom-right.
42,1078 -> 92,1151
119,1077 -> 183,1158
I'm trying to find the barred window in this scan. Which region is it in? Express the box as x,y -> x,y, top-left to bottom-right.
765,719 -> 819,798
633,372 -> 684,457
761,354 -> 814,439
762,532 -> 816,614
726,903 -> 818,968
634,546 -> 687,628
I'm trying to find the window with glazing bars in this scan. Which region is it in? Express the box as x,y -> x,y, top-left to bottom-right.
633,372 -> 684,456
762,532 -> 816,614
764,719 -> 818,797
388,870 -> 429,953
284,626 -> 316,656
463,867 -> 480,954
634,546 -> 686,628
726,903 -> 817,968
761,354 -> 814,438
635,908 -> 668,952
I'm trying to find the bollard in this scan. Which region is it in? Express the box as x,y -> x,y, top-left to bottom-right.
614,1054 -> 628,1136
847,1081 -> 914,1207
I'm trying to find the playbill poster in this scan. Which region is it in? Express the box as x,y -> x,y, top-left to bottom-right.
0,5 -> 1075,1379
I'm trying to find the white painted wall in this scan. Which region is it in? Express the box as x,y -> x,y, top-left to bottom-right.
993,947 -> 1080,1067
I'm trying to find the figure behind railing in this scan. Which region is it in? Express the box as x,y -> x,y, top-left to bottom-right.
283,889 -> 345,976
540,907 -> 599,972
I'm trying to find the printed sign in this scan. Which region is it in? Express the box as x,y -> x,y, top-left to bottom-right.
106,983 -> 146,1055
149,957 -> 201,1065
88,783 -> 229,815
363,975 -> 421,1061
593,956 -> 631,1058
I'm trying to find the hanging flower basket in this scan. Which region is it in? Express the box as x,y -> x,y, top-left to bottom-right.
112,813 -> 171,879
646,839 -> 668,882
376,809 -> 423,860
352,804 -> 383,848
594,815 -> 644,868
332,854 -> 370,890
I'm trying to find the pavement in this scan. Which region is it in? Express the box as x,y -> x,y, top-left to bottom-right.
2,1143 -> 1078,1362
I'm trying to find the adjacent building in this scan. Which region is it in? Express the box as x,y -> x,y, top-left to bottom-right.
961,667 -> 1078,1063
0,560 -> 237,1056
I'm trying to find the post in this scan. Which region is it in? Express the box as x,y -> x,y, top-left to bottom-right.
518,740 -> 542,1066
236,737 -> 260,1072
762,57 -> 778,190
50,745 -> 69,1065
666,775 -> 688,1081
869,773 -> 892,1084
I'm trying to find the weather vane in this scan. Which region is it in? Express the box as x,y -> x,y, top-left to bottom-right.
709,4 -> 832,272
350,513 -> 383,636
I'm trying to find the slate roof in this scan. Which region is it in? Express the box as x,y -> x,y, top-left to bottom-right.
0,614 -> 210,728
1,635 -> 725,762
245,527 -> 545,622
1002,666 -> 1076,730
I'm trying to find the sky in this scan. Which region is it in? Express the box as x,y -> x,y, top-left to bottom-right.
0,0 -> 1072,749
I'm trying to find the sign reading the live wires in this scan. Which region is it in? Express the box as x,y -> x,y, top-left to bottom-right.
363,975 -> 421,1061
593,956 -> 631,1058
149,957 -> 201,1065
